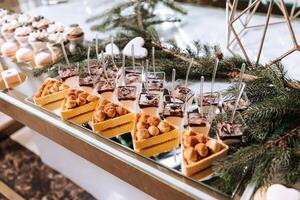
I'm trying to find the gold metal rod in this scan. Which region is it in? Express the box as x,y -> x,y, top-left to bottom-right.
256,0 -> 273,66
230,24 -> 251,62
280,0 -> 298,47
230,0 -> 261,24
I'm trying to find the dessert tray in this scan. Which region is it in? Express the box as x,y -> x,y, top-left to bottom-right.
25,86 -> 244,199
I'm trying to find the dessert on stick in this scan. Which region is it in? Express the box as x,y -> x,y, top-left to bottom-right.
95,52 -> 117,102
116,85 -> 138,112
58,42 -> 79,87
138,92 -> 160,117
162,95 -> 184,128
91,99 -> 135,138
191,76 -> 211,135
132,113 -> 179,157
223,63 -> 250,111
187,112 -> 211,136
197,54 -> 222,115
216,83 -> 247,144
171,59 -> 194,106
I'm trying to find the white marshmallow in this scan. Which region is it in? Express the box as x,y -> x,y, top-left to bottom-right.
122,37 -> 148,58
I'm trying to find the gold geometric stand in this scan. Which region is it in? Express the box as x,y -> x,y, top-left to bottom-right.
226,0 -> 300,66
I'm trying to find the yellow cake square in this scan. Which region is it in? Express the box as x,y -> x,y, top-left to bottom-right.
181,130 -> 228,176
34,78 -> 70,106
91,99 -> 135,138
131,113 -> 179,157
60,89 -> 99,120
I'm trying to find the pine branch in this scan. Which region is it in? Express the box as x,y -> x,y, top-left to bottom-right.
214,126 -> 300,188
86,1 -> 135,23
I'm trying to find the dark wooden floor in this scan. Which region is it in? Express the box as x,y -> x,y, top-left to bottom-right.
0,122 -> 96,200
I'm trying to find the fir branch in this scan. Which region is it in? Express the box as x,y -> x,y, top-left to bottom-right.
214,126 -> 300,188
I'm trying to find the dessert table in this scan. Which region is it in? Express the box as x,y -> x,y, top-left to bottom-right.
0,0 -> 299,199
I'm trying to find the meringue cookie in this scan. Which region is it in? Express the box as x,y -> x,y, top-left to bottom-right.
47,23 -> 64,34
18,14 -> 34,24
32,18 -> 51,30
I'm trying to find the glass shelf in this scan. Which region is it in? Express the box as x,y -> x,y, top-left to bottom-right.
0,57 -> 249,200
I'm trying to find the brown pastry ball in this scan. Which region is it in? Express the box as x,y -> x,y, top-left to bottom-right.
194,134 -> 208,144
116,106 -> 128,116
75,89 -> 82,96
68,89 -> 77,96
87,95 -> 98,102
59,84 -> 69,91
104,104 -> 116,118
195,143 -> 209,157
66,99 -> 77,109
148,126 -> 160,136
183,147 -> 198,162
94,110 -> 106,122
136,121 -> 149,130
147,116 -> 160,126
157,121 -> 171,133
139,114 -> 149,123
206,139 -> 222,154
78,92 -> 89,99
76,97 -> 87,106
136,129 -> 150,140
183,134 -> 198,148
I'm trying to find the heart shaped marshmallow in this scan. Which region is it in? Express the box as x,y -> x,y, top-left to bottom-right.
122,37 -> 148,58
266,184 -> 300,200
104,43 -> 120,56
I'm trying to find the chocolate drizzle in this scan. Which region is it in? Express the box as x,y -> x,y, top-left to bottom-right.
58,66 -> 79,81
172,85 -> 194,103
163,102 -> 184,118
138,93 -> 160,108
198,92 -> 219,106
117,86 -> 137,101
146,77 -> 163,91
188,112 -> 210,127
96,79 -> 115,94
217,122 -> 243,140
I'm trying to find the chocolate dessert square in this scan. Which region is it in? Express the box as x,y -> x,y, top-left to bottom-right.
58,66 -> 79,81
216,122 -> 243,141
163,102 -> 184,118
79,73 -> 97,87
117,86 -> 137,101
138,93 -> 160,108
172,85 -> 194,103
197,92 -> 220,107
96,79 -> 115,94
188,112 -> 210,127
